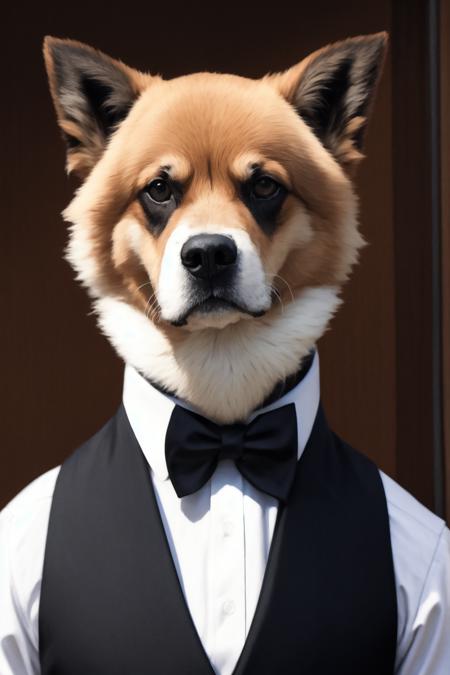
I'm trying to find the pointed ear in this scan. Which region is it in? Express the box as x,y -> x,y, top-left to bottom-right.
263,32 -> 388,171
43,37 -> 155,178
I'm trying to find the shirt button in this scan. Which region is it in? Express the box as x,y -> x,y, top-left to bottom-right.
222,520 -> 234,537
223,599 -> 236,615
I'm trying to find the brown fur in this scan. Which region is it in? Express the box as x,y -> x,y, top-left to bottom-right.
59,71 -> 359,308
43,33 -> 387,398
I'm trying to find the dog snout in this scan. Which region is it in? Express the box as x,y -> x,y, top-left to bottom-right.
180,234 -> 237,281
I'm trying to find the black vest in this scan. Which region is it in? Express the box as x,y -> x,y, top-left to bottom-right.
39,401 -> 398,674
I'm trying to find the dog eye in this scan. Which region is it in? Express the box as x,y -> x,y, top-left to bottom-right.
251,176 -> 280,199
144,177 -> 172,203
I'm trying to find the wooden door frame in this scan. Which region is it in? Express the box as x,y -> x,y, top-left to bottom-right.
440,0 -> 450,519
391,0 -> 446,517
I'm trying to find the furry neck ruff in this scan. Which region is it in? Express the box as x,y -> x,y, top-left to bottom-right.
94,284 -> 341,424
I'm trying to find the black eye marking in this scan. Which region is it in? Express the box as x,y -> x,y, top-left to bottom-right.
238,170 -> 288,236
137,173 -> 183,236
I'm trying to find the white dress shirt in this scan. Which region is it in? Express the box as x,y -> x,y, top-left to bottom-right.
1,349 -> 449,675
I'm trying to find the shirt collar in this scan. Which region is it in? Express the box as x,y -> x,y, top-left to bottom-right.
122,348 -> 321,483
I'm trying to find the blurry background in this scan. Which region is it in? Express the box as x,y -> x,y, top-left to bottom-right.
1,0 -> 449,517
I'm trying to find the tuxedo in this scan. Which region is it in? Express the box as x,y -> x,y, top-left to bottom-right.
0,349 -> 449,675
37,349 -> 397,674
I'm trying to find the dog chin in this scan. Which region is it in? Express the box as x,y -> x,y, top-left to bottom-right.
183,308 -> 247,331
166,298 -> 267,331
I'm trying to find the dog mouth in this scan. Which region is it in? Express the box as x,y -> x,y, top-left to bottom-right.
170,294 -> 267,327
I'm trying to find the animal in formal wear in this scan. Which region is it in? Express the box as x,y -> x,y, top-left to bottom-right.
3,33 -> 450,675
43,31 -> 387,422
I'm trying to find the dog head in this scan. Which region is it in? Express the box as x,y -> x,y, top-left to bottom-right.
43,34 -> 387,421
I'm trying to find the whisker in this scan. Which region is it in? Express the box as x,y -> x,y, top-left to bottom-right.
145,294 -> 160,321
142,288 -> 156,316
135,280 -> 153,293
270,285 -> 285,315
135,279 -> 160,320
272,274 -> 295,303
145,296 -> 157,318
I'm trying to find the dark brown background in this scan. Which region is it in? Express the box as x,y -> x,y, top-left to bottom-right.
1,0 -> 448,517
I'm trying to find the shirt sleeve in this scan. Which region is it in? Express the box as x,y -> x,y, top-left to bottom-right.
396,524 -> 450,675
0,508 -> 40,675
0,468 -> 59,675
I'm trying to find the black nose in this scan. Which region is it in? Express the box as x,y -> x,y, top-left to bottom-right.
180,234 -> 238,280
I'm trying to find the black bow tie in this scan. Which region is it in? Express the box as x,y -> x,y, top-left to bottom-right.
164,402 -> 299,502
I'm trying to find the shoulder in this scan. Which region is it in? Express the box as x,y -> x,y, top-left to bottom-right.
1,466 -> 61,549
1,465 -> 61,569
1,464 -> 61,557
380,469 -> 447,577
1,466 -> 60,522
0,466 -> 61,648
379,470 -> 450,667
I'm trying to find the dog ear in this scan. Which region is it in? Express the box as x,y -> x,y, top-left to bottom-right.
43,37 -> 153,178
263,32 -> 388,172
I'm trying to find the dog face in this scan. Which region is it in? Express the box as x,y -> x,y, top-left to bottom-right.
43,34 -> 387,421
43,34 -> 387,334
